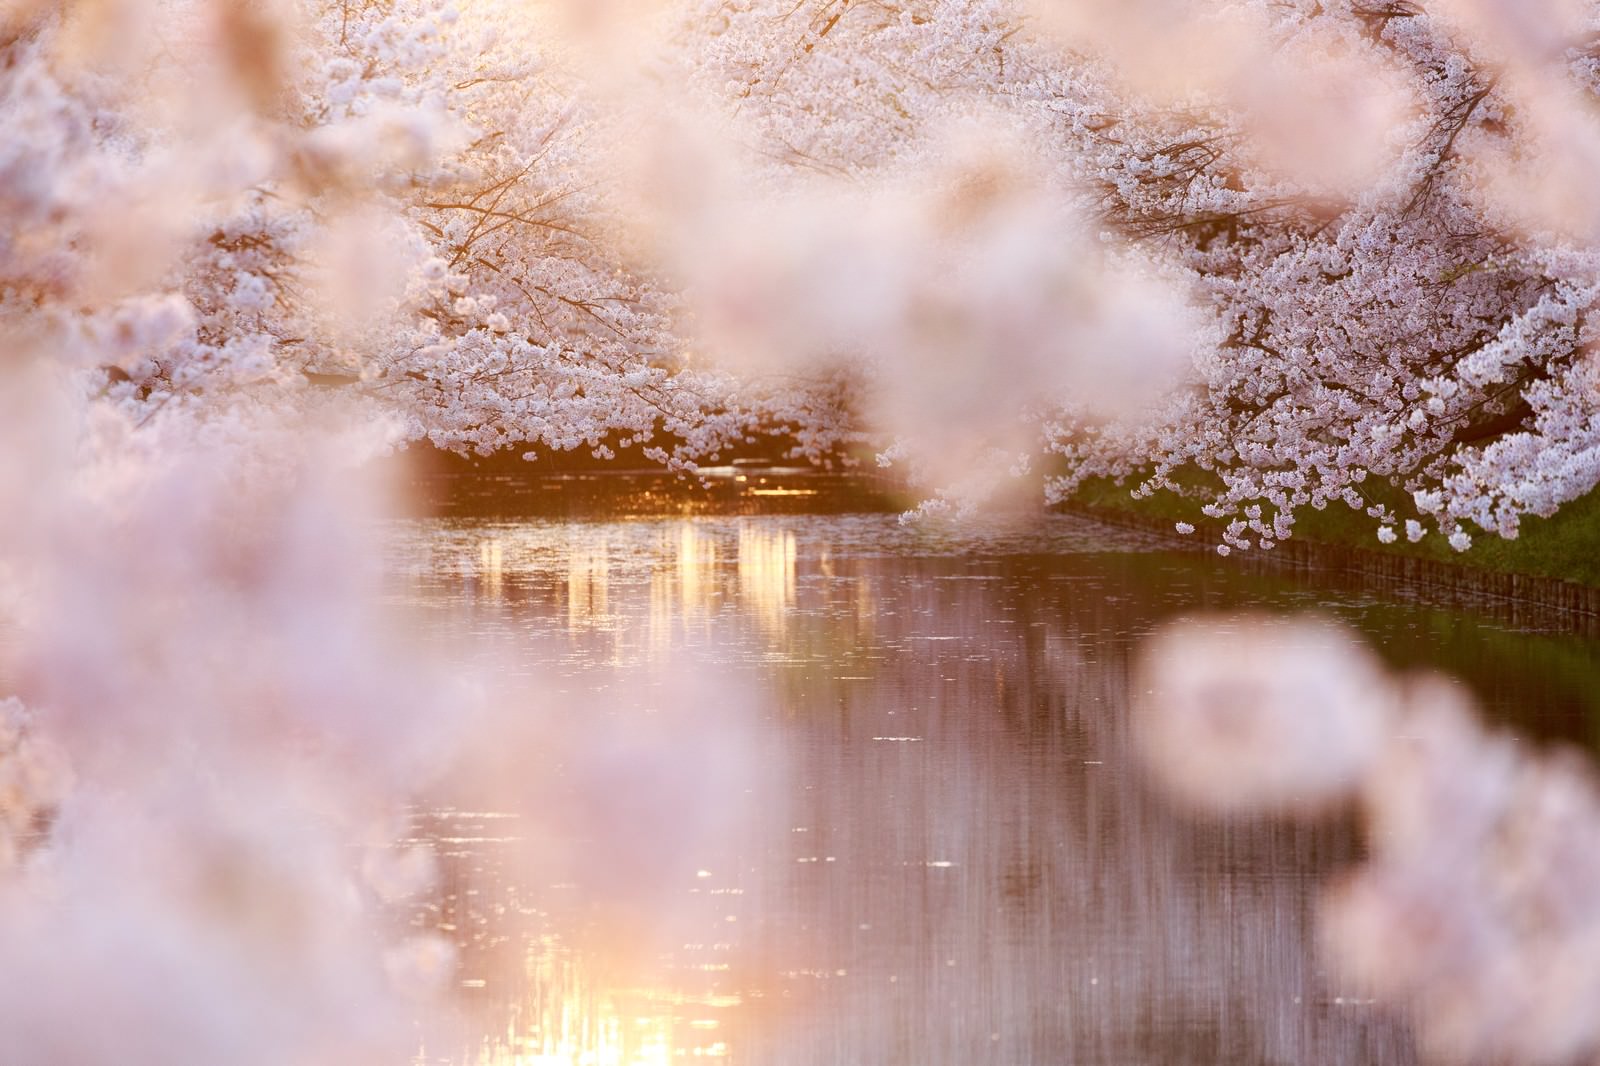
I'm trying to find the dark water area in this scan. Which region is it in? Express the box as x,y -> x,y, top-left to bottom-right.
402,459 -> 905,519
385,474 -> 1600,1066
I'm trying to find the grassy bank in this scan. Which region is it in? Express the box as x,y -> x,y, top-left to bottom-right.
1071,478 -> 1600,589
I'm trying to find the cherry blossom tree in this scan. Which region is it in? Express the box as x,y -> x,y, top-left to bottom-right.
664,0 -> 1600,548
16,0 -> 1600,548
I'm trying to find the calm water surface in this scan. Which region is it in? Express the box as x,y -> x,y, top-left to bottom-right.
386,510 -> 1600,1066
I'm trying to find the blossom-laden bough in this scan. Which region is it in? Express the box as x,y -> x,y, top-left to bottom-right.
670,0 -> 1600,548
12,0 -> 1600,546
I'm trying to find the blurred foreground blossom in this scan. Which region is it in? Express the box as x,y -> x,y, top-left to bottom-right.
1326,676 -> 1600,1065
0,697 -> 70,872
1134,615 -> 1391,815
655,113 -> 1210,507
0,388 -> 481,1063
1141,615 -> 1600,1065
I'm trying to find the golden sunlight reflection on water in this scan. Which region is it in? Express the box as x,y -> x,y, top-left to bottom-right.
736,525 -> 795,639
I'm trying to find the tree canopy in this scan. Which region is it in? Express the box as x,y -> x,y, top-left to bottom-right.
8,0 -> 1600,549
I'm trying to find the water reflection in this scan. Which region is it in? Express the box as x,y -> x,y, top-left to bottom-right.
677,525 -> 718,622
565,542 -> 610,629
737,524 -> 795,640
478,540 -> 504,602
393,514 -> 1600,1065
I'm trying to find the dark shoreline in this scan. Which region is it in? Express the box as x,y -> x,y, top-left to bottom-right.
1059,502 -> 1600,636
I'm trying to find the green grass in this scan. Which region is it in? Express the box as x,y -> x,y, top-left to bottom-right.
1071,477 -> 1600,588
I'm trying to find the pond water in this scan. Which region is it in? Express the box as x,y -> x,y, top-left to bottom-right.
386,507 -> 1600,1066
